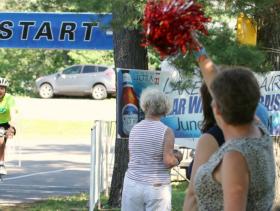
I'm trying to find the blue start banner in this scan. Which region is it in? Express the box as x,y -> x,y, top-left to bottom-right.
117,68 -> 280,149
0,12 -> 113,50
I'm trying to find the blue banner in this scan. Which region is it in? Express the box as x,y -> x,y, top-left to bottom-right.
0,12 -> 113,50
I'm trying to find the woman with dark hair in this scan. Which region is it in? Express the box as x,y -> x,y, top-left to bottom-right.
184,82 -> 225,210
200,81 -> 217,133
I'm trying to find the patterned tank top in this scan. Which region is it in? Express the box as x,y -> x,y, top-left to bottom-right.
194,123 -> 275,211
126,119 -> 170,185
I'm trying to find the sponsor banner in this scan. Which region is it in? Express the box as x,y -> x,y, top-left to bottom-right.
117,68 -> 280,148
0,12 -> 113,50
256,71 -> 280,135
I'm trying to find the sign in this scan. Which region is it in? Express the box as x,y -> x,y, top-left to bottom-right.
117,69 -> 280,148
0,12 -> 113,50
256,71 -> 280,135
236,12 -> 257,46
117,68 -> 202,148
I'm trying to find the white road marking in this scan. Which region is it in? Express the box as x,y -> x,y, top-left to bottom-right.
4,169 -> 69,181
0,188 -> 82,194
0,184 -> 83,188
0,188 -> 83,195
3,167 -> 89,182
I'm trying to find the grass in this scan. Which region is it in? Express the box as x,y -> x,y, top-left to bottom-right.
18,119 -> 94,140
1,193 -> 89,211
1,182 -> 188,211
172,181 -> 188,211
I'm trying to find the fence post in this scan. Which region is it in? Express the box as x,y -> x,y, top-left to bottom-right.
97,120 -> 102,210
89,125 -> 96,211
89,120 -> 116,210
89,123 -> 96,211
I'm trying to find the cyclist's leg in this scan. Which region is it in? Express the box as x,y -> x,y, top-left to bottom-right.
0,138 -> 7,175
0,137 -> 6,161
0,124 -> 8,162
0,123 -> 10,176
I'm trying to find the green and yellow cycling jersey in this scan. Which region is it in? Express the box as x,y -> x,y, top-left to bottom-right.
0,93 -> 16,124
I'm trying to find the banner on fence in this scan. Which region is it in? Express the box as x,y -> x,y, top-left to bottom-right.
0,12 -> 113,50
117,68 -> 280,148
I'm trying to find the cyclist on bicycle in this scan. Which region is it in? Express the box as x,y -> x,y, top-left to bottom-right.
0,77 -> 17,175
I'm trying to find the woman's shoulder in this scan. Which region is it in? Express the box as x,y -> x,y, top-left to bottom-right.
205,125 -> 225,147
197,133 -> 220,152
132,119 -> 168,132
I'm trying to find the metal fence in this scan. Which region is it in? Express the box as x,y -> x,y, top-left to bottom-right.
89,120 -> 116,211
5,136 -> 22,167
5,118 -> 24,168
5,119 -> 22,168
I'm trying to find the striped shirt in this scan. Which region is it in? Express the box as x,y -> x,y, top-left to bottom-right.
126,119 -> 170,185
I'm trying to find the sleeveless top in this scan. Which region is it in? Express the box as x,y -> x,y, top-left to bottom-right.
126,119 -> 170,185
187,125 -> 225,179
194,123 -> 275,211
206,125 -> 225,146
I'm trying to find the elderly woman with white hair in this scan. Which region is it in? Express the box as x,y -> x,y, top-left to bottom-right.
121,87 -> 183,211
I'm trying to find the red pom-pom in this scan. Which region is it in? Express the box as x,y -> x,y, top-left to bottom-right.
142,0 -> 211,58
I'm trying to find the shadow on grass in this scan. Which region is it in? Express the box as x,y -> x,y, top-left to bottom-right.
1,193 -> 89,211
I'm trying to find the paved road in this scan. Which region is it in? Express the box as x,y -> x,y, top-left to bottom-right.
0,97 -> 116,206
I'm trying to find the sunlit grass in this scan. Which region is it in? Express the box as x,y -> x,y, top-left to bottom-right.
172,181 -> 188,211
18,119 -> 94,140
1,193 -> 89,211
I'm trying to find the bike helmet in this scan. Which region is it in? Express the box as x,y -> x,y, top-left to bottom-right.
0,77 -> 9,87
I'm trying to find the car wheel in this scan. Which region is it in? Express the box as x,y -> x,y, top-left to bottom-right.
39,83 -> 54,99
92,84 -> 107,100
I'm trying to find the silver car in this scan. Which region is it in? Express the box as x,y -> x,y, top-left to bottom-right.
35,64 -> 116,100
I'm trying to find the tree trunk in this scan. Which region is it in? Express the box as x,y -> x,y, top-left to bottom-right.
108,138 -> 129,207
256,3 -> 280,71
108,11 -> 148,207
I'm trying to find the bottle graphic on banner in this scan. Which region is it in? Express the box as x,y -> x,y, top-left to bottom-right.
121,71 -> 139,137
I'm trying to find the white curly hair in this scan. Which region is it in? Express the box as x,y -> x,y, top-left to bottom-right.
140,87 -> 172,117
